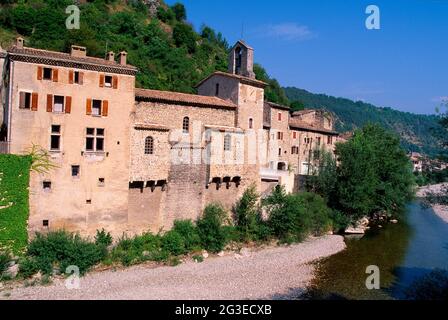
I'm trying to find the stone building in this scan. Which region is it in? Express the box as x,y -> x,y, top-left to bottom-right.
0,38 -> 341,237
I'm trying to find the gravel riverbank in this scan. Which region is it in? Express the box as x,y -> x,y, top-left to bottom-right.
2,235 -> 345,300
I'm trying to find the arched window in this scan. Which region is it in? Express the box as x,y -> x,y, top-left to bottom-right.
182,117 -> 190,133
248,118 -> 253,129
224,134 -> 231,151
144,136 -> 154,155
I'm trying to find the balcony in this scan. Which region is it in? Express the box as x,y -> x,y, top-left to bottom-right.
0,142 -> 10,154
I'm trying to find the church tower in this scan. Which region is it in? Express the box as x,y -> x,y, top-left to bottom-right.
228,41 -> 256,79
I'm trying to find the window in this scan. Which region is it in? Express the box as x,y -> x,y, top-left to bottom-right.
277,132 -> 284,140
19,92 -> 31,109
293,131 -> 297,139
74,71 -> 80,84
291,146 -> 299,155
327,136 -> 333,145
71,165 -> 80,178
278,112 -> 282,121
235,47 -> 242,74
86,128 -> 105,152
183,117 -> 190,133
215,83 -> 220,96
43,67 -> 53,80
278,148 -> 282,156
145,136 -> 154,155
317,137 -> 321,146
43,220 -> 49,227
249,118 -> 253,129
43,181 -> 51,190
98,178 -> 105,187
53,95 -> 65,113
92,100 -> 102,116
224,134 -> 231,151
50,125 -> 61,151
105,75 -> 113,88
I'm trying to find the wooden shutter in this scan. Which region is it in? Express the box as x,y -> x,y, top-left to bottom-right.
19,92 -> 25,109
99,74 -> 105,87
112,76 -> 118,89
52,69 -> 59,82
37,66 -> 43,80
46,94 -> 53,112
102,100 -> 109,117
65,96 -> 72,114
79,72 -> 84,85
68,70 -> 74,84
31,93 -> 38,111
86,99 -> 92,115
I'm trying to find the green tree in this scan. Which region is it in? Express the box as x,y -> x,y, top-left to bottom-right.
172,22 -> 197,54
334,124 -> 415,220
171,3 -> 186,21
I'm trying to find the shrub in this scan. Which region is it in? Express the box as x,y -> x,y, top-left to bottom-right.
234,185 -> 265,241
329,210 -> 352,233
26,231 -> 105,275
0,251 -> 10,274
405,269 -> 448,300
110,232 -> 165,266
95,229 -> 113,247
18,257 -> 40,279
172,220 -> 201,251
161,230 -> 186,256
197,203 -> 227,253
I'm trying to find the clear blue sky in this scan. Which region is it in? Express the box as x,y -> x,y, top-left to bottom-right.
165,0 -> 448,115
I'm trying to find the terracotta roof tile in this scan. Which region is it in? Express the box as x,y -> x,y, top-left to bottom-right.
289,118 -> 338,135
135,88 -> 237,109
8,46 -> 137,75
196,71 -> 267,88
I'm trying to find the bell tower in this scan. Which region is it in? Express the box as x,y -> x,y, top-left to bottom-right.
228,40 -> 255,79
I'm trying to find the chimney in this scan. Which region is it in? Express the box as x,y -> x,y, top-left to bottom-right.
71,45 -> 87,58
16,37 -> 24,49
106,51 -> 115,62
117,51 -> 127,65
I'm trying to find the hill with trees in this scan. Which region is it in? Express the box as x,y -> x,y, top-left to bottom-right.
284,87 -> 444,156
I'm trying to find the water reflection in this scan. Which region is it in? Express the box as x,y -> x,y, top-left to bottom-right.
308,202 -> 448,300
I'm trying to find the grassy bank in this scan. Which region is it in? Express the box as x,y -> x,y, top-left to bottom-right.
0,155 -> 32,254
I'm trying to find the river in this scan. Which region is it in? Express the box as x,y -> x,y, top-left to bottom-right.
308,202 -> 448,300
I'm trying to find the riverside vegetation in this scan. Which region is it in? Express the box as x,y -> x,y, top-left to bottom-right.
0,124 -> 416,282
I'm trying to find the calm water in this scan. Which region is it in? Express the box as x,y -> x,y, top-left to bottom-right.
308,202 -> 448,300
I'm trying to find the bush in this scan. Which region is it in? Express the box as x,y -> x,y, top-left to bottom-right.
197,203 -> 227,253
95,229 -> 113,247
234,185 -> 266,241
264,187 -> 333,242
26,231 -> 105,276
161,230 -> 186,256
405,269 -> 448,300
110,232 -> 165,266
0,251 -> 10,274
172,220 -> 201,251
329,210 -> 352,233
18,257 -> 39,279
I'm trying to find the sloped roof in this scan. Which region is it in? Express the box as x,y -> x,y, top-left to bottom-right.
196,71 -> 267,89
135,88 -> 237,109
289,118 -> 338,135
265,101 -> 290,111
8,45 -> 137,75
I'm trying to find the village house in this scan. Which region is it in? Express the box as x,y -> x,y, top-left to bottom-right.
0,38 -> 340,237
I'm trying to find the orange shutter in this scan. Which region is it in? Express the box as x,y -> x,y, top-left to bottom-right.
79,72 -> 84,85
112,76 -> 118,89
99,74 -> 105,87
69,70 -> 74,84
52,69 -> 59,82
46,94 -> 53,112
86,99 -> 92,115
31,93 -> 38,111
65,96 -> 72,114
37,66 -> 43,80
102,100 -> 109,117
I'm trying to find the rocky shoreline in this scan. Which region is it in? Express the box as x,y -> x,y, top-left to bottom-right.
1,235 -> 346,300
417,184 -> 448,223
